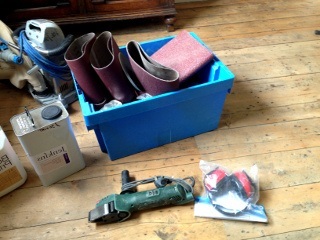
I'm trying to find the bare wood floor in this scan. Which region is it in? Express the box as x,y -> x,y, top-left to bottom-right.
1,0 -> 320,239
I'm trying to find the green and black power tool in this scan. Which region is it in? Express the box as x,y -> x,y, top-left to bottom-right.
88,170 -> 195,223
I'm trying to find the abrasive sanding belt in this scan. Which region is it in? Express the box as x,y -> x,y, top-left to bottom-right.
124,30 -> 214,95
64,33 -> 110,107
126,40 -> 179,96
90,31 -> 136,103
151,30 -> 214,85
65,31 -> 136,107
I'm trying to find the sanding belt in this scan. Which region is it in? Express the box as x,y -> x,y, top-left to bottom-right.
64,30 -> 214,108
64,32 -> 109,107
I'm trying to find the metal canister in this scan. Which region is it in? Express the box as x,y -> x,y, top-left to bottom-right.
10,101 -> 85,186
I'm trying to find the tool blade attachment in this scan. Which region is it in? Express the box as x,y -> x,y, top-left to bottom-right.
88,201 -> 129,223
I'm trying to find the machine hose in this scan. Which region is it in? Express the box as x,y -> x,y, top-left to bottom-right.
18,30 -> 71,80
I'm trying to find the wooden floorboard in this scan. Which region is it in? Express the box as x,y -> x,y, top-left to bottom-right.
0,0 -> 320,239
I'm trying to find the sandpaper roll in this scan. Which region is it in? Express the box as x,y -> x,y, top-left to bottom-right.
126,40 -> 179,96
64,33 -> 110,107
90,31 -> 136,103
151,30 -> 214,86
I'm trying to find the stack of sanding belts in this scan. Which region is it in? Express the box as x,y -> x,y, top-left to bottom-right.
64,30 -> 215,110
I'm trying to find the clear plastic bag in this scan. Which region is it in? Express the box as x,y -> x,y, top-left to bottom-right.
194,160 -> 268,222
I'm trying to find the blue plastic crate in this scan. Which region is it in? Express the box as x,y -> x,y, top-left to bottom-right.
74,32 -> 235,160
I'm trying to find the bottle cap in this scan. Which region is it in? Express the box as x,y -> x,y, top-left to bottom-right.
41,105 -> 62,120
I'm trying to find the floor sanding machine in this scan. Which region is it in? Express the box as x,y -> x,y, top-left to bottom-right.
0,19 -> 76,107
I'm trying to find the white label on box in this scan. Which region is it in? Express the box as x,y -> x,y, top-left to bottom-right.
0,154 -> 23,191
0,153 -> 14,173
30,144 -> 71,174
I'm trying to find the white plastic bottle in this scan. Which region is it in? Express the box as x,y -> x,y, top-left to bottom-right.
0,126 -> 27,197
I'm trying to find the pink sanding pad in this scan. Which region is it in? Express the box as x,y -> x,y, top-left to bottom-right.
151,30 -> 214,85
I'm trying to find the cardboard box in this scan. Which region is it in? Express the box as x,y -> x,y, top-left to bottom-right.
74,32 -> 235,160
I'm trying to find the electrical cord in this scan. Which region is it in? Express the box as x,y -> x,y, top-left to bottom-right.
18,30 -> 70,80
121,176 -> 195,193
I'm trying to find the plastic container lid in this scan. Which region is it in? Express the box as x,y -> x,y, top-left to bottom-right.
41,105 -> 62,120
